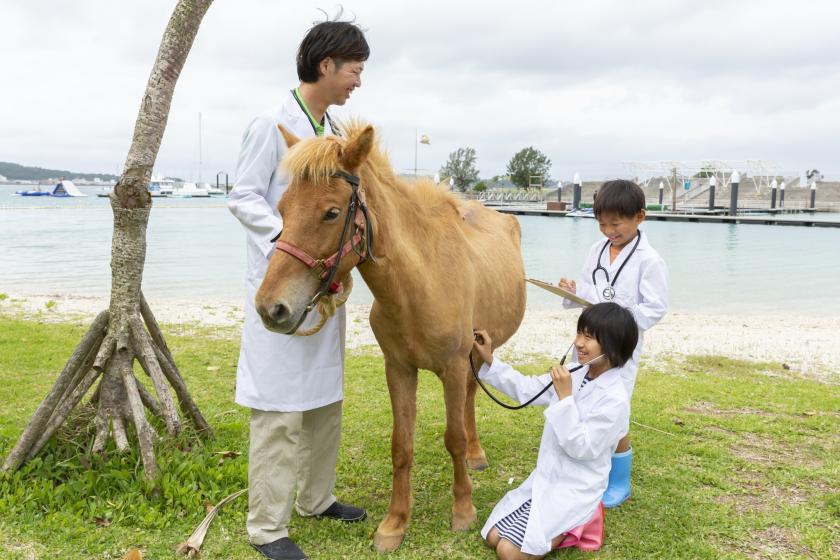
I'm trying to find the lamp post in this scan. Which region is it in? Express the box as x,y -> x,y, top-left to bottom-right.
572,173 -> 581,210
708,176 -> 716,211
414,130 -> 430,177
729,171 -> 740,216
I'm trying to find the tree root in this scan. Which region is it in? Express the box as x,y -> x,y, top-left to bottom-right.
1,299 -> 210,479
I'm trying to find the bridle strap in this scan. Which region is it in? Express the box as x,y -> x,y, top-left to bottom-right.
271,170 -> 375,332
274,208 -> 366,284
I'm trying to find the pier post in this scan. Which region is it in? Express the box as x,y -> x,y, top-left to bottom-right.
658,181 -> 664,207
810,181 -> 816,209
779,181 -> 786,208
728,171 -> 740,216
770,179 -> 777,209
708,176 -> 716,211
557,180 -> 563,202
572,173 -> 581,210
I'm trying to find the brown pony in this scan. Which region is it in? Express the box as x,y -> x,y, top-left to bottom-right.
255,122 -> 526,552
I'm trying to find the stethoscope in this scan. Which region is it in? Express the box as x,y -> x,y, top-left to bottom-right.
469,340 -> 605,410
592,230 -> 642,301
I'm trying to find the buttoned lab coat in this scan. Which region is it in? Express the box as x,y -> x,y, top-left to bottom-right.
228,91 -> 345,412
563,233 -> 668,397
478,359 -> 629,555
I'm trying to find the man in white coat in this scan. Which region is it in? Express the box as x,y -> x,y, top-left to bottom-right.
228,20 -> 369,560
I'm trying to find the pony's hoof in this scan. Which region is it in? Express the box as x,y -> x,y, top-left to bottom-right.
466,456 -> 489,471
373,530 -> 404,554
451,505 -> 477,531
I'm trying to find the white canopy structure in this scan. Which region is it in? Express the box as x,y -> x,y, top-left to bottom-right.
51,180 -> 87,197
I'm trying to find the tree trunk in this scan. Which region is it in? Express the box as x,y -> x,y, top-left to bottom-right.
2,0 -> 214,479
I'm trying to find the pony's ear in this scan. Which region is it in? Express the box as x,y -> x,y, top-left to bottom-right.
277,125 -> 300,148
340,125 -> 375,170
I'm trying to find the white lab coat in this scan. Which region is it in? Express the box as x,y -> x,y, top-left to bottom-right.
228,91 -> 345,412
563,232 -> 668,398
479,358 -> 629,555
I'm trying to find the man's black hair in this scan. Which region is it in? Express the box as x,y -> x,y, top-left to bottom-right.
593,179 -> 646,219
576,302 -> 638,368
297,21 -> 369,83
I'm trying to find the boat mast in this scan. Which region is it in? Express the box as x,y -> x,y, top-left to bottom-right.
198,111 -> 203,183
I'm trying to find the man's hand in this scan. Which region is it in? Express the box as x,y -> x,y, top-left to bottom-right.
550,364 -> 572,400
558,277 -> 576,294
472,329 -> 493,366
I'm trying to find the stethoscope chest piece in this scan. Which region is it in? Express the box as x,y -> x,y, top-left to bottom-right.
592,231 -> 641,302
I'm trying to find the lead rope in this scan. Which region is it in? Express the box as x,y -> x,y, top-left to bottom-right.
292,273 -> 354,337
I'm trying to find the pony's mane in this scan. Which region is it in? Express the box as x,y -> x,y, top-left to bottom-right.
280,121 -> 458,212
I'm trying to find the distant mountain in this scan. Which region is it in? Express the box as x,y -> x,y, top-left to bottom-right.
0,161 -> 119,182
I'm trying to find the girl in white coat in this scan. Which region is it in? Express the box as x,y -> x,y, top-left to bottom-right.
472,302 -> 638,559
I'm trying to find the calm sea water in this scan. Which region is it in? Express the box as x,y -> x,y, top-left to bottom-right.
2,185 -> 839,315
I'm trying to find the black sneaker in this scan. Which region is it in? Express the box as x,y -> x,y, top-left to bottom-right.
315,501 -> 367,522
251,537 -> 308,560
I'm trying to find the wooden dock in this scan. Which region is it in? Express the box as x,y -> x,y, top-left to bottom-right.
492,207 -> 840,228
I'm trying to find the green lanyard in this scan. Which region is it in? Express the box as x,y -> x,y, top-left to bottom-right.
292,88 -> 325,136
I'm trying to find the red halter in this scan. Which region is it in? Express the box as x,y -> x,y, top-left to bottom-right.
271,170 -> 374,314
274,206 -> 367,294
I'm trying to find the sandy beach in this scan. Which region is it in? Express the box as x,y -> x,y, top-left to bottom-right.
2,292 -> 838,383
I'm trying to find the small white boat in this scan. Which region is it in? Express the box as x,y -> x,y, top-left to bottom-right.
149,177 -> 175,197
567,208 -> 595,218
173,182 -> 210,198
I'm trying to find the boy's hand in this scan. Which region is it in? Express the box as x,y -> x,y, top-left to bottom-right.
550,364 -> 572,400
472,329 -> 493,366
558,277 -> 576,294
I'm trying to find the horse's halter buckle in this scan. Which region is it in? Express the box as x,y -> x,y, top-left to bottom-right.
272,170 -> 376,330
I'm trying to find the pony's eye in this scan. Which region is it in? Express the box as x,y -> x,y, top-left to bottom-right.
324,207 -> 341,221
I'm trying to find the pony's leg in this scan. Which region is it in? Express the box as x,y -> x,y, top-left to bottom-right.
465,372 -> 489,470
442,363 -> 477,531
373,358 -> 418,554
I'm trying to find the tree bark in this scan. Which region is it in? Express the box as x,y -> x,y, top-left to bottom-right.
1,0 -> 215,479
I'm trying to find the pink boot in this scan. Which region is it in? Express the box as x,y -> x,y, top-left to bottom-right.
557,502 -> 604,552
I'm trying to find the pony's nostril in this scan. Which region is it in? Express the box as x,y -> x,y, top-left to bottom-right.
269,303 -> 290,324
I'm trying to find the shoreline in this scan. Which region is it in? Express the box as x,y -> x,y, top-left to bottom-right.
2,292 -> 838,382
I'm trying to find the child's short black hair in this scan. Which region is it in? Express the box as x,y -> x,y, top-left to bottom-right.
297,21 -> 370,83
593,179 -> 646,219
577,302 -> 638,368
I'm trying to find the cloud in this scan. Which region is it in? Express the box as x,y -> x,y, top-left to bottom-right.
1,0 -> 838,181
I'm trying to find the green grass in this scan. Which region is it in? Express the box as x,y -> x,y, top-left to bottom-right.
0,316 -> 838,559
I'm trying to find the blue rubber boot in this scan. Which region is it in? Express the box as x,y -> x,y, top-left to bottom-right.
602,448 -> 632,508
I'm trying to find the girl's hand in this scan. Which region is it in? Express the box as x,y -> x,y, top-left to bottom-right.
558,277 -> 576,294
550,364 -> 572,400
472,329 -> 493,366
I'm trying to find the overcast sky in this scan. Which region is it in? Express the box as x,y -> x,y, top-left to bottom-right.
2,0 -> 839,183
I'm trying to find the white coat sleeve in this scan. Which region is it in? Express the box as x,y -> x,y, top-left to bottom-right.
227,116 -> 284,258
625,257 -> 668,331
478,358 -> 553,407
543,392 -> 629,460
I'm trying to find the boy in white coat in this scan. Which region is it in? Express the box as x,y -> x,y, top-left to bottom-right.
473,303 -> 637,558
228,19 -> 369,560
558,179 -> 669,508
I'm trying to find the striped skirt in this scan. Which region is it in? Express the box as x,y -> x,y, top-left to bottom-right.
495,499 -> 531,549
